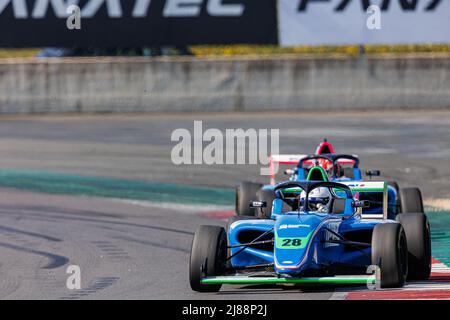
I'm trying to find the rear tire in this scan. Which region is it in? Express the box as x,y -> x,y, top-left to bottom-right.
235,182 -> 262,216
399,187 -> 424,213
372,223 -> 408,288
189,226 -> 227,292
256,189 -> 275,219
396,212 -> 432,280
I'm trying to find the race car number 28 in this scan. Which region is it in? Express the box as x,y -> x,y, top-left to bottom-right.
282,238 -> 301,247
276,237 -> 303,249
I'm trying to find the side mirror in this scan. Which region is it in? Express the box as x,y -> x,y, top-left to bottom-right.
365,170 -> 381,177
352,200 -> 370,208
249,201 -> 267,208
284,169 -> 296,175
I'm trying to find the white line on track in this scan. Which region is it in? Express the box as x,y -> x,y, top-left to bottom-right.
110,198 -> 233,214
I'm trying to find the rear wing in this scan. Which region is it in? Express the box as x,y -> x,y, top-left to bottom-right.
269,154 -> 359,185
339,181 -> 388,219
269,154 -> 307,185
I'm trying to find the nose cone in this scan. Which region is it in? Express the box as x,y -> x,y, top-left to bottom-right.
274,214 -> 322,274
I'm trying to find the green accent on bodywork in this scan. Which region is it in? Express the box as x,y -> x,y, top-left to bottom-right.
349,188 -> 384,192
0,169 -> 234,206
282,187 -> 384,194
201,277 -> 373,285
275,230 -> 314,249
281,187 -> 303,194
306,166 -> 328,182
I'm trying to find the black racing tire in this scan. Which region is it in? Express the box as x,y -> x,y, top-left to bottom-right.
399,187 -> 424,214
256,189 -> 276,219
189,225 -> 227,292
235,181 -> 262,216
396,212 -> 432,280
372,223 -> 408,288
227,215 -> 255,233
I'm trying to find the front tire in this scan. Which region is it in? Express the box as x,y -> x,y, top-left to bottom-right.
396,212 -> 432,280
372,223 -> 408,288
189,226 -> 227,292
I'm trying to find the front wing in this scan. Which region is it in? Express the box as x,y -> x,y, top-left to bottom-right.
202,275 -> 374,286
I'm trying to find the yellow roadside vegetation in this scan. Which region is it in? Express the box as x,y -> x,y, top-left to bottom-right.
190,44 -> 450,57
1,44 -> 450,58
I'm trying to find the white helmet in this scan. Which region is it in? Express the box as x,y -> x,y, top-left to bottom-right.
300,187 -> 332,213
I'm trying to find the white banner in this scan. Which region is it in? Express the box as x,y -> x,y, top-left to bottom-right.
279,0 -> 450,46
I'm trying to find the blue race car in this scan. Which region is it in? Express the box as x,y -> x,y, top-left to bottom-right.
190,180 -> 431,292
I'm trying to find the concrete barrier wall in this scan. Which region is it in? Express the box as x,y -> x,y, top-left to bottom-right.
1,55 -> 449,114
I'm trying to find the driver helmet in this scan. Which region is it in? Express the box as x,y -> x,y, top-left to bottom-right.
300,187 -> 332,213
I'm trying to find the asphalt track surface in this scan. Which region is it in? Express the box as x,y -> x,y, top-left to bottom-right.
0,110 -> 449,299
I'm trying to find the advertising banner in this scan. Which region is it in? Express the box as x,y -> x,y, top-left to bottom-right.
0,0 -> 278,47
279,0 -> 450,46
